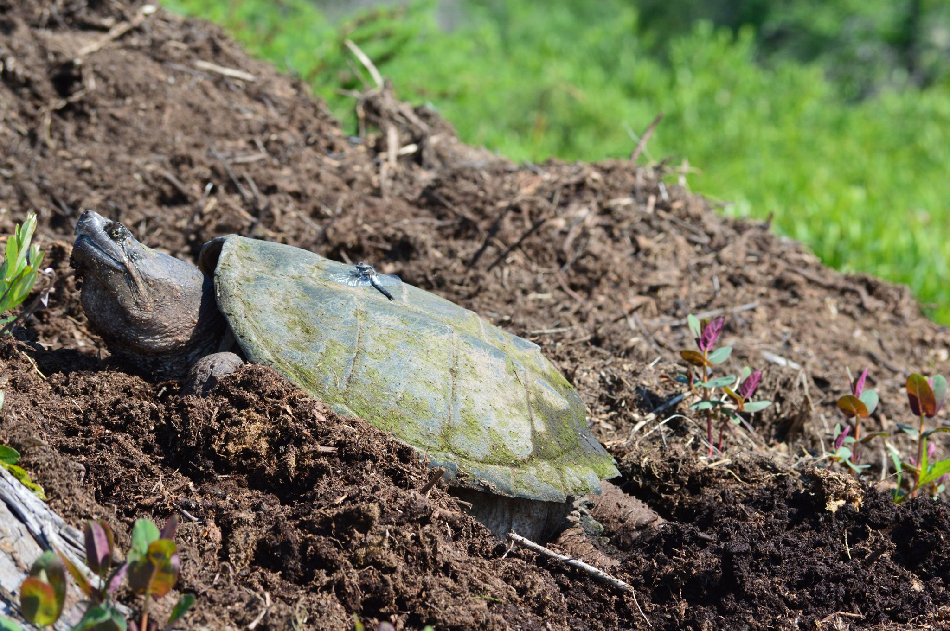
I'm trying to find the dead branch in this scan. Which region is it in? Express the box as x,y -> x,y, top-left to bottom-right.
508,532 -> 650,626
76,4 -> 156,59
345,39 -> 383,88
630,113 -> 664,162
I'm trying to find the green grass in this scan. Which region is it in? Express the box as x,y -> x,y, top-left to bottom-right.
161,0 -> 950,321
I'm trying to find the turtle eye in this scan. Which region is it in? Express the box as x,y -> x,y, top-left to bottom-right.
108,224 -> 129,242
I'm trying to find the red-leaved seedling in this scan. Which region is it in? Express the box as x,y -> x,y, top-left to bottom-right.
831,368 -> 883,471
679,314 -> 771,455
12,516 -> 195,631
893,374 -> 950,502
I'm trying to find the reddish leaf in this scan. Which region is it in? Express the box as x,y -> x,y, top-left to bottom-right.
837,395 -> 868,419
160,514 -> 179,541
738,370 -> 762,400
852,368 -> 868,397
907,374 -> 937,417
680,350 -> 710,367
57,547 -> 94,599
834,425 -> 851,450
84,520 -> 112,576
699,317 -> 725,351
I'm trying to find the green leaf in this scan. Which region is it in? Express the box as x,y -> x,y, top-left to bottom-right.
20,578 -> 60,626
2,463 -> 47,500
146,539 -> 179,597
0,445 -> 19,465
74,603 -> 127,631
128,539 -> 179,598
922,427 -> 950,439
919,459 -> 950,487
0,616 -> 24,631
686,313 -> 701,340
689,400 -> 720,411
128,519 -> 161,563
167,593 -> 196,625
859,390 -> 879,416
834,446 -> 852,460
932,375 -> 948,408
706,346 -> 732,365
743,401 -> 772,413
837,395 -> 868,419
696,375 -> 735,389
29,551 -> 66,609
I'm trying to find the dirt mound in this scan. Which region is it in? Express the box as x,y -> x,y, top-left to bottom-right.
2,1 -> 950,629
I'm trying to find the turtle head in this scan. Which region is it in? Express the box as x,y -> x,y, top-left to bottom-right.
72,209 -> 226,377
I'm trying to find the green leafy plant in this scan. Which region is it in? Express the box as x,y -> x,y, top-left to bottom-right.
11,516 -> 194,631
0,213 -> 49,335
825,368 -> 884,473
0,391 -> 46,499
890,374 -> 950,502
679,314 -> 771,455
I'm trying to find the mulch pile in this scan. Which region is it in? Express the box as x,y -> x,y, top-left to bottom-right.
2,1 -> 950,629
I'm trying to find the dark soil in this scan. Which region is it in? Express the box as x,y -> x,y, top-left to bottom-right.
2,1 -> 950,629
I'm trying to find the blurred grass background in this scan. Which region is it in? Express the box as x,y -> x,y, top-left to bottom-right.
162,0 -> 950,321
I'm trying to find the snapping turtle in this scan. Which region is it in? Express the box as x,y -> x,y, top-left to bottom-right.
71,209 -> 619,540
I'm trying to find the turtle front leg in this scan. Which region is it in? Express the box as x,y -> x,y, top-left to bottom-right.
183,352 -> 244,395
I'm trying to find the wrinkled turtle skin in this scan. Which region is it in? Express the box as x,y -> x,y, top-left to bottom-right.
72,210 -> 619,540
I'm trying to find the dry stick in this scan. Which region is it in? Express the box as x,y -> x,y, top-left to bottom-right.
466,204 -> 513,270
344,39 -> 383,88
420,467 -> 445,496
630,113 -> 664,162
76,4 -> 156,58
508,533 -> 650,627
193,60 -> 257,83
486,217 -> 548,272
208,143 -> 252,202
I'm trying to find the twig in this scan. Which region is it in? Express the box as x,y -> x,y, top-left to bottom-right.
486,218 -> 548,271
648,393 -> 686,418
420,467 -> 445,496
344,39 -> 383,88
466,204 -> 512,270
193,60 -> 257,82
75,4 -> 156,58
208,143 -> 252,202
760,350 -> 802,371
630,113 -> 663,162
508,532 -> 650,626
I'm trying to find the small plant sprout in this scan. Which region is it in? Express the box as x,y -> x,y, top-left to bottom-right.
679,314 -> 772,455
15,516 -> 194,631
831,368 -> 884,471
0,389 -> 46,499
0,213 -> 52,335
892,374 -> 950,502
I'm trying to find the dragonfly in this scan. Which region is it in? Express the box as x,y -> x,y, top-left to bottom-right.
330,262 -> 401,300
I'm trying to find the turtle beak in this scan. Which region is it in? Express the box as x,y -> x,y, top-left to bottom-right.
73,210 -> 124,272
72,209 -> 149,301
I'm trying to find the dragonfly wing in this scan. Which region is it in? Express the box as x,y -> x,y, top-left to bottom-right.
374,274 -> 402,287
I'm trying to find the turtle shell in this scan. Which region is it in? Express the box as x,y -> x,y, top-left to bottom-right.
208,236 -> 619,502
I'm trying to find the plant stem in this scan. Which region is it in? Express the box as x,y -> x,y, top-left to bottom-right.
141,595 -> 150,631
913,413 -> 926,497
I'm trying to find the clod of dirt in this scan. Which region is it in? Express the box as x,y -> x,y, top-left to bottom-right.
809,466 -> 864,513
